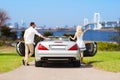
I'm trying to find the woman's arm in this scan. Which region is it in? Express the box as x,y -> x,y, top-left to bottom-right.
83,28 -> 91,34
70,32 -> 77,40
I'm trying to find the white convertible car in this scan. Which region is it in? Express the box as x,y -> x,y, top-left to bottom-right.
16,36 -> 97,67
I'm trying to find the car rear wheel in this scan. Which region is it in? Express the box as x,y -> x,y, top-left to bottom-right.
35,61 -> 43,67
73,60 -> 81,67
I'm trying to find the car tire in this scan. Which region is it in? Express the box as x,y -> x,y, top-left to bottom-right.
73,60 -> 81,67
35,61 -> 43,67
16,42 -> 25,56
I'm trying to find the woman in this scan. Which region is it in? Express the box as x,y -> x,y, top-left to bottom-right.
70,25 -> 88,63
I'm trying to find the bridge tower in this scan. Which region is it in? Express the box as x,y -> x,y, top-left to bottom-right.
94,13 -> 102,30
84,18 -> 88,26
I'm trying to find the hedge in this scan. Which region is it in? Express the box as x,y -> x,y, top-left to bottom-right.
97,42 -> 120,51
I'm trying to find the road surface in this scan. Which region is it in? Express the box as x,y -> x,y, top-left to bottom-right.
0,62 -> 120,80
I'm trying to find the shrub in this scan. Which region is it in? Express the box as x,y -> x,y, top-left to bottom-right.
97,42 -> 120,51
43,32 -> 53,37
111,26 -> 120,46
1,26 -> 11,37
0,41 -> 4,46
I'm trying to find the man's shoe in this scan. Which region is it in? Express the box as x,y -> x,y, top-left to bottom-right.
22,59 -> 25,65
27,64 -> 30,66
25,63 -> 30,66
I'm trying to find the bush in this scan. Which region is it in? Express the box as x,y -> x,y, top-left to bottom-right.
63,33 -> 74,37
110,26 -> 120,48
1,26 -> 11,37
0,41 -> 4,46
97,42 -> 120,51
43,32 -> 53,37
63,33 -> 76,41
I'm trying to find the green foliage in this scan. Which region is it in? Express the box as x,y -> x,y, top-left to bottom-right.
0,26 -> 17,40
63,33 -> 74,37
34,35 -> 43,44
9,31 -> 17,40
111,26 -> 120,46
43,31 -> 53,37
0,41 -> 4,46
97,42 -> 120,51
1,26 -> 11,37
0,26 -> 17,46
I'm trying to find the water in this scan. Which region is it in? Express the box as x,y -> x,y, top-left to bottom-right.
83,30 -> 117,42
17,30 -> 118,42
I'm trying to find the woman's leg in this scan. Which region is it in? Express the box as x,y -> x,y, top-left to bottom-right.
80,51 -> 84,62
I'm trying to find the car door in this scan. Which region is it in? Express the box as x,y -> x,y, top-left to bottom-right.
84,42 -> 97,57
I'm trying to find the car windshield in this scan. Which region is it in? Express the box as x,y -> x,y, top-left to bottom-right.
48,36 -> 70,41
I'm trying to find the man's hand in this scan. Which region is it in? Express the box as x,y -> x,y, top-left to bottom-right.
44,38 -> 50,41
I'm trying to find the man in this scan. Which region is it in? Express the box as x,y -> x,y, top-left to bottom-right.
23,22 -> 47,66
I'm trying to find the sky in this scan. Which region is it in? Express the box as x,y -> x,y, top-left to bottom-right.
0,0 -> 120,27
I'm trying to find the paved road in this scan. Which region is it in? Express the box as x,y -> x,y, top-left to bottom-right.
0,62 -> 120,80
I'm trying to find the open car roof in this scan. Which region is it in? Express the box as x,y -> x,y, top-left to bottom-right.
47,36 -> 70,41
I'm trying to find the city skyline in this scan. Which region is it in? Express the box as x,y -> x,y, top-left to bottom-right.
0,0 -> 120,27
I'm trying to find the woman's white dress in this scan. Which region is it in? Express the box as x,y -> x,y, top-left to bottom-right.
76,33 -> 86,51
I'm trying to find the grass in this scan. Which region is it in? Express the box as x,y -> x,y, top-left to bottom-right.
0,52 -> 23,73
84,51 -> 120,72
0,46 -> 33,73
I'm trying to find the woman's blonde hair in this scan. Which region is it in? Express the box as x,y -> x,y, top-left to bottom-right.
76,25 -> 82,36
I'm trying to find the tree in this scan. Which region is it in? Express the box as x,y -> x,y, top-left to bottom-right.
111,26 -> 120,49
43,32 -> 53,37
114,26 -> 120,45
1,26 -> 11,37
0,9 -> 10,37
0,9 -> 10,27
0,26 -> 11,44
0,25 -> 17,40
